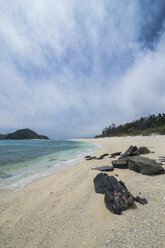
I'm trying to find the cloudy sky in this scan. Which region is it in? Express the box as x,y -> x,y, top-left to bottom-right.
0,0 -> 165,138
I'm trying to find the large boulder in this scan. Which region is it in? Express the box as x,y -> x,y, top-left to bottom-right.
128,156 -> 165,175
111,159 -> 128,169
119,145 -> 152,159
93,173 -> 134,214
119,145 -> 139,159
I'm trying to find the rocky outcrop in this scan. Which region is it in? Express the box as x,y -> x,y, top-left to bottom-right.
127,156 -> 165,175
119,145 -> 152,159
93,173 -> 148,214
93,173 -> 135,214
111,145 -> 164,175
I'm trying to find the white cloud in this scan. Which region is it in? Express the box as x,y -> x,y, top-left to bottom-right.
0,0 -> 165,138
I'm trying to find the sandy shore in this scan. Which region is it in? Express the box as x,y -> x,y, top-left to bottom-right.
0,136 -> 165,248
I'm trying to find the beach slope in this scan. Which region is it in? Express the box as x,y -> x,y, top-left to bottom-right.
0,136 -> 165,248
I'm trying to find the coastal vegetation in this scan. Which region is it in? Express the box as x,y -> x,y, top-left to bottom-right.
0,128 -> 49,140
95,113 -> 165,138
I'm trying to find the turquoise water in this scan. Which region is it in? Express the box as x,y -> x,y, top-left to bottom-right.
0,140 -> 98,191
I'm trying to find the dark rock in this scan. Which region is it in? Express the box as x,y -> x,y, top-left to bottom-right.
101,153 -> 109,157
86,156 -> 96,160
94,174 -> 134,214
96,156 -> 104,160
128,156 -> 165,175
119,145 -> 138,159
111,160 -> 128,169
134,196 -> 148,205
93,173 -> 148,215
91,166 -> 114,172
115,174 -> 118,177
85,156 -> 91,159
94,173 -> 114,194
0,172 -> 12,179
96,154 -> 109,160
138,146 -> 152,155
110,152 -> 121,158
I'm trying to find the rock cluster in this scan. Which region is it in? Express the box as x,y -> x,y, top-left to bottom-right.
112,145 -> 165,175
91,145 -> 164,215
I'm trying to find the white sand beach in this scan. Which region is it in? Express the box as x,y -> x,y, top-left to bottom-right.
0,135 -> 165,248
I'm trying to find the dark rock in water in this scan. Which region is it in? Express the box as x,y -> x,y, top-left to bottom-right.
93,174 -> 134,214
91,166 -> 114,172
138,146 -> 152,155
111,160 -> 128,169
0,172 -> 12,179
86,156 -> 96,160
49,159 -> 57,161
134,196 -> 148,205
110,152 -> 121,158
119,145 -> 138,159
128,156 -> 165,175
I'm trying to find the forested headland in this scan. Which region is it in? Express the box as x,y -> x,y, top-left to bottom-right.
95,113 -> 165,138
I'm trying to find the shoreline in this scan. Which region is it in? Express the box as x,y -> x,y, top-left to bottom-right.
0,135 -> 165,248
0,140 -> 99,196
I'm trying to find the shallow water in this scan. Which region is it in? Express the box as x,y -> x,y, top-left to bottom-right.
0,139 -> 98,191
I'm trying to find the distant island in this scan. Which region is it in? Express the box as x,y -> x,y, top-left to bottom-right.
0,128 -> 49,140
95,113 -> 165,138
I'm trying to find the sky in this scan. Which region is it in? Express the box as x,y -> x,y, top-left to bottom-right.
0,0 -> 165,139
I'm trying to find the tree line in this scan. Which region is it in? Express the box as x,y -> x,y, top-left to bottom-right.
95,113 -> 165,138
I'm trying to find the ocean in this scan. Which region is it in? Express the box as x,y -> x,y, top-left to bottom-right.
0,139 -> 98,192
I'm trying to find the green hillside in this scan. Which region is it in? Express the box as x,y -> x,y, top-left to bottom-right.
95,114 -> 165,138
